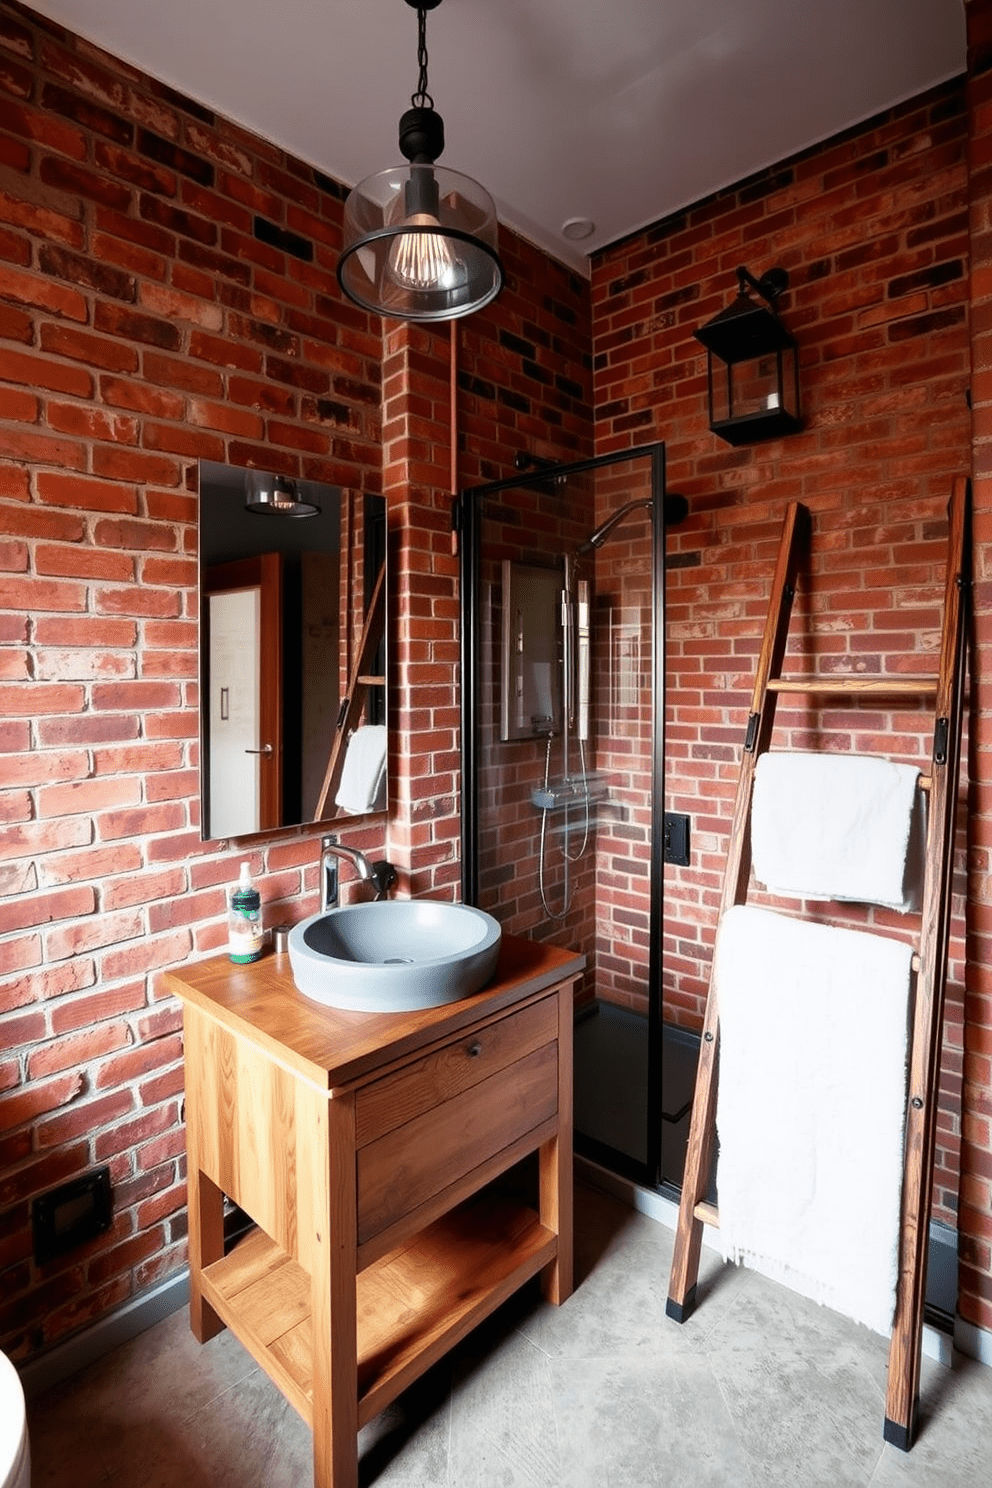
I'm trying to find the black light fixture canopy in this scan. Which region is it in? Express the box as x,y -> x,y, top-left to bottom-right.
695,265 -> 801,446
337,0 -> 503,323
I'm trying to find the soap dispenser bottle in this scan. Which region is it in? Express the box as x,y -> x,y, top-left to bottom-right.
228,861 -> 263,964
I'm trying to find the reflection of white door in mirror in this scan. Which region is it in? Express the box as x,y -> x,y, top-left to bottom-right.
204,552 -> 283,836
208,588 -> 260,836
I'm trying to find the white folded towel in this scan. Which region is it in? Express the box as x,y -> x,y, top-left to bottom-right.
714,905 -> 913,1335
335,725 -> 387,814
751,751 -> 924,910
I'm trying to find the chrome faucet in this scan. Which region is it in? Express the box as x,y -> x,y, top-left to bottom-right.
320,835 -> 396,911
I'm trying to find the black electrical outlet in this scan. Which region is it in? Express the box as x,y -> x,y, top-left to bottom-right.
664,812 -> 690,866
32,1166 -> 113,1265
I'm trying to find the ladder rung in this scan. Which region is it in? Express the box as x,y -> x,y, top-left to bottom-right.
767,677 -> 939,697
693,1200 -> 719,1229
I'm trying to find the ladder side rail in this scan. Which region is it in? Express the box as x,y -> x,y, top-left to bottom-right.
314,562 -> 387,821
884,476 -> 970,1449
666,501 -> 809,1321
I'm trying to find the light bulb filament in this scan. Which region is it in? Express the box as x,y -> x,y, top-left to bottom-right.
388,214 -> 457,291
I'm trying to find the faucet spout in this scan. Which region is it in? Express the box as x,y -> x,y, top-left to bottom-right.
320,836 -> 394,911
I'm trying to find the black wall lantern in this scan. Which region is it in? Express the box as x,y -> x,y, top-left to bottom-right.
695,265 -> 801,446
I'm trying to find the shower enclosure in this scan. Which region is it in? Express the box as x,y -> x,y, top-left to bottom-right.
458,442 -> 697,1192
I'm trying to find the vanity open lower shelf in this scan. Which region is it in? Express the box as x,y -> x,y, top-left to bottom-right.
167,931 -> 583,1488
201,1194 -> 557,1429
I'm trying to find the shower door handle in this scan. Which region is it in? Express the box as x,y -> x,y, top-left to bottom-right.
576,579 -> 590,742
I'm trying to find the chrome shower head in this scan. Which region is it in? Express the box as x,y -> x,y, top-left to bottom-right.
576,492 -> 688,554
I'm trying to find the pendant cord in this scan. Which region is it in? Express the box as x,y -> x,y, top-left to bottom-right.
412,7 -> 434,110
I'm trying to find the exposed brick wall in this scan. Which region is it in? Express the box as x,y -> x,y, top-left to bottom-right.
0,1 -> 592,1362
591,75 -> 991,1323
0,0 -> 384,1355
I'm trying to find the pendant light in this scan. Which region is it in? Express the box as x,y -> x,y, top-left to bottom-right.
337,0 -> 503,323
244,471 -> 320,518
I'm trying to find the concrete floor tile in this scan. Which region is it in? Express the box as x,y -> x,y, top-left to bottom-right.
702,1271 -> 888,1487
448,1316 -> 561,1487
867,1353 -> 992,1488
550,1354 -> 752,1488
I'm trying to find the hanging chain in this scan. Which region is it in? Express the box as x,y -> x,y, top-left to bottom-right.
411,6 -> 434,110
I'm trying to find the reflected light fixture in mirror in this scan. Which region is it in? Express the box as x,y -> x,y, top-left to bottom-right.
244,470 -> 321,518
198,461 -> 387,842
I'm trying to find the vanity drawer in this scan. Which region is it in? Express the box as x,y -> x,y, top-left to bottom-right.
354,995 -> 558,1148
355,999 -> 560,1245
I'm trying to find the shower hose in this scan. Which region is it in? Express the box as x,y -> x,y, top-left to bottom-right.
538,731 -> 591,920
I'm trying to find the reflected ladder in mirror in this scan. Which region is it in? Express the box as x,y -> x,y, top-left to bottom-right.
314,561 -> 386,819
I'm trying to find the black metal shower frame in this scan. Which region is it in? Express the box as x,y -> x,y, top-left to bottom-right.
455,441 -> 668,1191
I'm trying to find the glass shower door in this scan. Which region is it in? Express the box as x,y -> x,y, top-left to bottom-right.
458,443 -> 673,1191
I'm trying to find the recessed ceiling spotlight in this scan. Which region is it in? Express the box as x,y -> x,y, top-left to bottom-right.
561,217 -> 595,241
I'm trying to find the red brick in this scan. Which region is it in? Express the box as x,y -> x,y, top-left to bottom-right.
44,908 -> 145,965
0,387 -> 38,422
0,540 -> 27,573
35,471 -> 138,515
0,1009 -> 46,1049
92,585 -> 182,618
0,427 -> 86,469
33,545 -> 134,583
0,678 -> 86,712
33,614 -> 136,646
95,1033 -> 182,1091
33,646 -> 135,680
1,347 -> 94,398
0,815 -> 93,862
36,712 -> 140,746
49,980 -> 145,1035
0,748 -> 88,789
96,801 -> 186,843
0,1072 -> 84,1133
138,556 -> 196,588
38,323 -> 139,373
101,866 -> 185,910
91,229 -> 167,281
142,350 -> 223,396
0,262 -> 87,320
28,1023 -> 132,1079
0,885 -> 94,934
37,776 -> 142,820
37,1087 -> 134,1148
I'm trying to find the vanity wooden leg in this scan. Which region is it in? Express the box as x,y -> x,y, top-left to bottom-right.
306,1089 -> 359,1488
539,984 -> 574,1305
187,1164 -> 225,1343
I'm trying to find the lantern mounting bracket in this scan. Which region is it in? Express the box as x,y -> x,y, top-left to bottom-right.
736,264 -> 789,305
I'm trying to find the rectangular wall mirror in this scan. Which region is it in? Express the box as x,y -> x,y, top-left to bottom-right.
198,461 -> 387,841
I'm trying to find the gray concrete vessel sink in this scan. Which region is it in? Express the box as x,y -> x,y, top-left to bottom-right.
287,899 -> 502,1012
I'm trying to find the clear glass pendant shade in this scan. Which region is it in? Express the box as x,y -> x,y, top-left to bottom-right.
338,163 -> 503,321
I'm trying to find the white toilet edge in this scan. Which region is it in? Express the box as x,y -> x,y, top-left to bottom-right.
0,1350 -> 30,1488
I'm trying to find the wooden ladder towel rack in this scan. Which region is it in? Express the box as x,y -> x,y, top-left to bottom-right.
665,477 -> 970,1452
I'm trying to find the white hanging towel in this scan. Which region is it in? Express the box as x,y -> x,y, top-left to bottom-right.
334,725 -> 387,814
751,751 -> 924,910
714,905 -> 913,1336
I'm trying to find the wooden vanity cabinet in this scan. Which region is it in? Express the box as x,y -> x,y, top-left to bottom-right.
167,933 -> 582,1488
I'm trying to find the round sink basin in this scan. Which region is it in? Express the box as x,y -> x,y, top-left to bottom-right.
287,899 -> 502,1012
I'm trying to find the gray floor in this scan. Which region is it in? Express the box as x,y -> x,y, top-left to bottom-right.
26,1180 -> 992,1488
